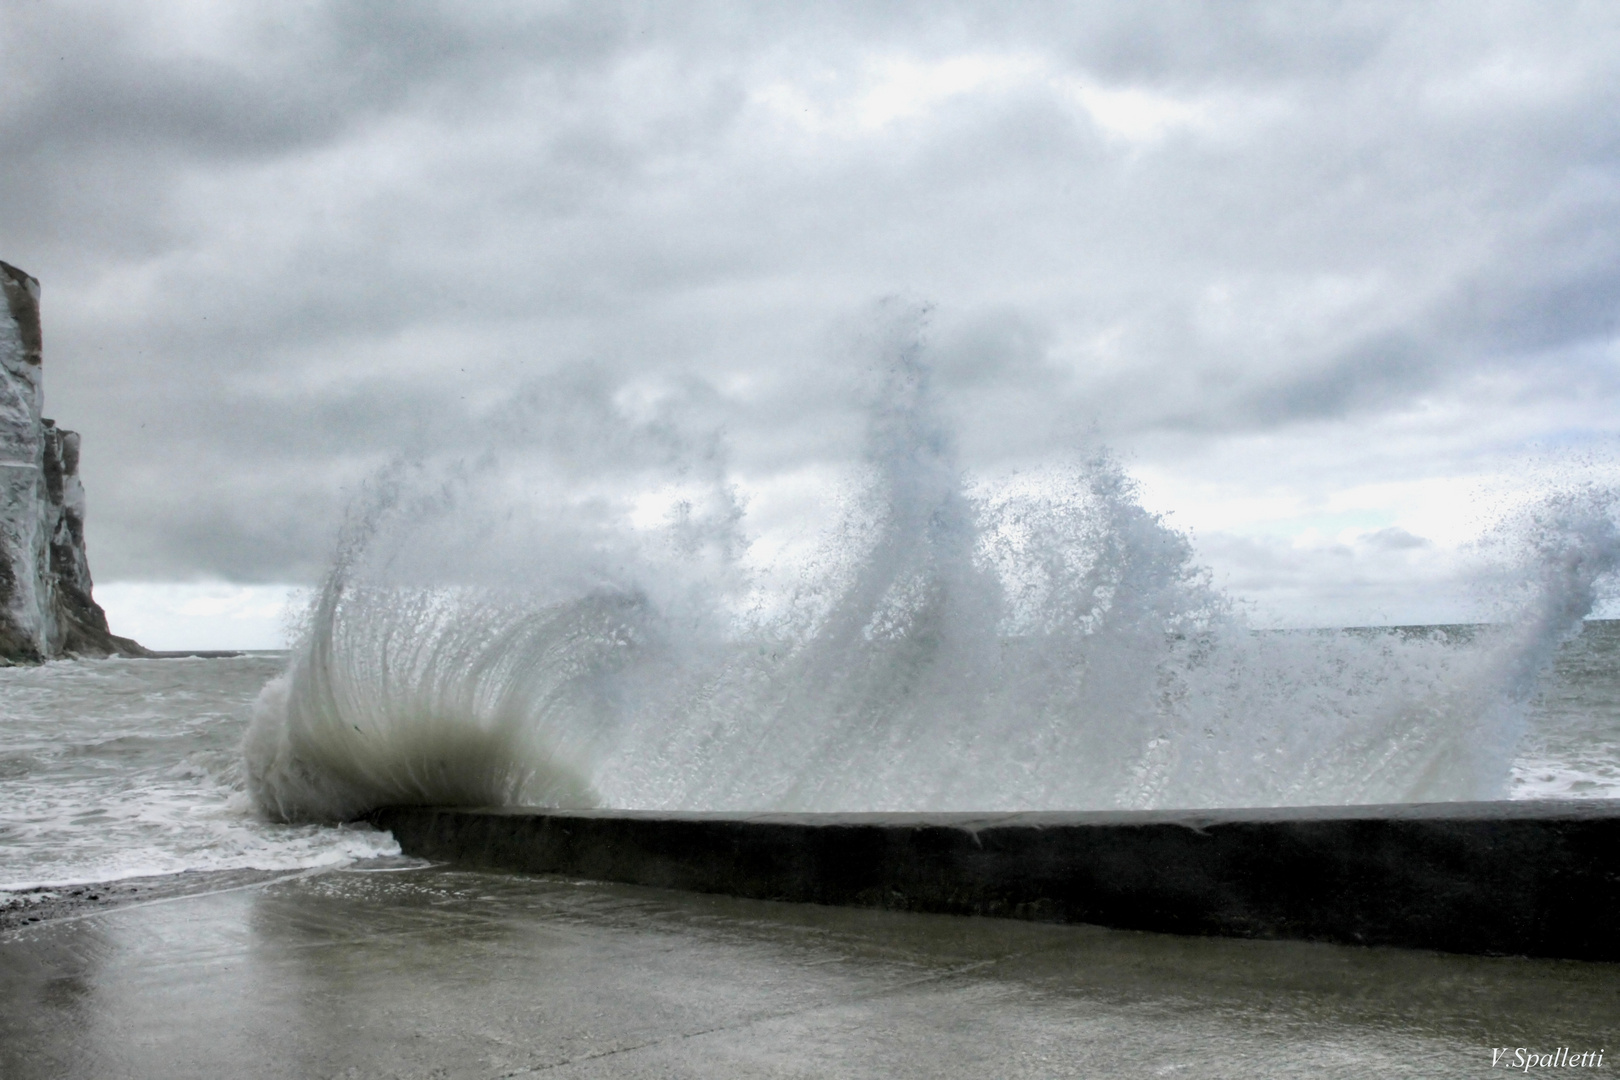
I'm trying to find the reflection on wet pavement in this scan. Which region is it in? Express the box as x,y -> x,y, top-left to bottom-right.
2,863 -> 1616,1078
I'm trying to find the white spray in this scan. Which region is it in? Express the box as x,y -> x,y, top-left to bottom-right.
245,321 -> 1620,820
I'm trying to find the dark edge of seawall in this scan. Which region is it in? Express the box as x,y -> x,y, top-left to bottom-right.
369,800 -> 1620,961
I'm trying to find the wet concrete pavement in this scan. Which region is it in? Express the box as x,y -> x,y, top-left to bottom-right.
1,862 -> 1615,1078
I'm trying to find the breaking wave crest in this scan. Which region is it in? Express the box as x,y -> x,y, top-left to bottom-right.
245,326 -> 1620,821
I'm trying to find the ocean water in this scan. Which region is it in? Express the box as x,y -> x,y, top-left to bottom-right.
1,623 -> 1617,895
0,654 -> 398,893
1511,618 -> 1620,798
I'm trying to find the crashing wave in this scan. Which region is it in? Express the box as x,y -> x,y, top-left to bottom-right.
245,320 -> 1620,820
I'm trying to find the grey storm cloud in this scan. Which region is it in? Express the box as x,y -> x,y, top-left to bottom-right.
1,0 -> 1618,592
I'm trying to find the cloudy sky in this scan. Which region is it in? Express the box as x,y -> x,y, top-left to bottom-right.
4,1 -> 1619,647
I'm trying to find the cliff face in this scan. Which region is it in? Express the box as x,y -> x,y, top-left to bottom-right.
0,260 -> 145,661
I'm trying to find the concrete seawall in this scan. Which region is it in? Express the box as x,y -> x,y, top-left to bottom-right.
371,800 -> 1620,960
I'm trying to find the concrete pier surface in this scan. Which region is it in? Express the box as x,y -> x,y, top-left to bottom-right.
374,800 -> 1620,961
2,861 -> 1615,1079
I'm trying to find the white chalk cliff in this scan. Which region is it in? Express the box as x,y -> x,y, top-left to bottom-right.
0,260 -> 144,661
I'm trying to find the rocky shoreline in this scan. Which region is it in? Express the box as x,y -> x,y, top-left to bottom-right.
0,260 -> 145,663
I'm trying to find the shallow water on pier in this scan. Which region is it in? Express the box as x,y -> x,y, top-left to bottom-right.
2,863 -> 1612,1079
